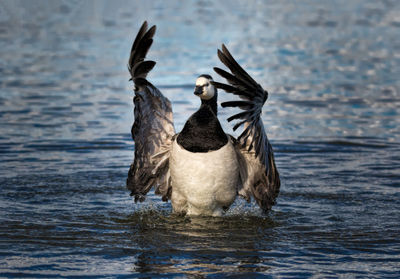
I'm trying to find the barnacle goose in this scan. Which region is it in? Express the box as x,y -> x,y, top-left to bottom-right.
127,21 -> 280,216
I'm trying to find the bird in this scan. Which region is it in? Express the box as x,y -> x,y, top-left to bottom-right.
126,21 -> 280,216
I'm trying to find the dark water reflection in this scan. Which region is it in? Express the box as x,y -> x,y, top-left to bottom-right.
1,0 -> 400,277
130,212 -> 278,276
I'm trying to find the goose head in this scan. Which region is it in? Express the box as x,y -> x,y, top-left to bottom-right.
194,74 -> 216,100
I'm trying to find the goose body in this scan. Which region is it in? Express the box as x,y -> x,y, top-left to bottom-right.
126,22 -> 280,216
170,137 -> 239,216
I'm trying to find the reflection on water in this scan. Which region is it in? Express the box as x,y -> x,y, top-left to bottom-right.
129,211 -> 278,276
1,0 -> 400,277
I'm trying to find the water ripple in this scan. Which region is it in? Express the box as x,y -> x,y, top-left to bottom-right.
1,0 -> 400,277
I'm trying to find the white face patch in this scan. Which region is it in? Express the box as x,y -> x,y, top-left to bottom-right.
195,76 -> 215,100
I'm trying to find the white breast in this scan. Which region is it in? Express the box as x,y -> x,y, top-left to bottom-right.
169,137 -> 239,216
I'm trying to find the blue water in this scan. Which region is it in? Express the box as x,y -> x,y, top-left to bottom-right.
1,0 -> 400,277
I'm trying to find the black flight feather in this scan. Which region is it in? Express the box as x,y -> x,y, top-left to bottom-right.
217,48 -> 257,91
220,44 -> 258,85
132,60 -> 156,79
211,80 -> 252,99
227,111 -> 251,122
128,22 -> 157,82
221,101 -> 253,110
130,21 -> 148,57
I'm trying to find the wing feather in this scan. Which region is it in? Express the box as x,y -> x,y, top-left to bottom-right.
126,22 -> 175,202
213,44 -> 280,212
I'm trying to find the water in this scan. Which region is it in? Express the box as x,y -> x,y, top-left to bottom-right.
1,0 -> 399,277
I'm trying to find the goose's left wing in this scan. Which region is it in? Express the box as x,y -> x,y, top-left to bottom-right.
212,44 -> 280,212
127,21 -> 175,203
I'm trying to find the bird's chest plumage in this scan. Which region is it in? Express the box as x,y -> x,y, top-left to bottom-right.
169,138 -> 239,216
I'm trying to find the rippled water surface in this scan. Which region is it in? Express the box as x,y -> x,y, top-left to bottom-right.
1,0 -> 400,277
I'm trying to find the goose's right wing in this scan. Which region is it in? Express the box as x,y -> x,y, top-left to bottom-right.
212,44 -> 280,212
126,21 -> 175,202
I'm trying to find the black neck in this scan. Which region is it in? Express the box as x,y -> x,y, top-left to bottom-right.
177,90 -> 227,152
201,93 -> 218,115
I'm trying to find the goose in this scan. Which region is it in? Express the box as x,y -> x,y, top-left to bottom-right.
126,21 -> 280,216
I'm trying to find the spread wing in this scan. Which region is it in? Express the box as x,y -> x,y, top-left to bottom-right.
127,21 -> 175,202
212,44 -> 280,212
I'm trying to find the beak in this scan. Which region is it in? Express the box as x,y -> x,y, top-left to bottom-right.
194,86 -> 203,96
